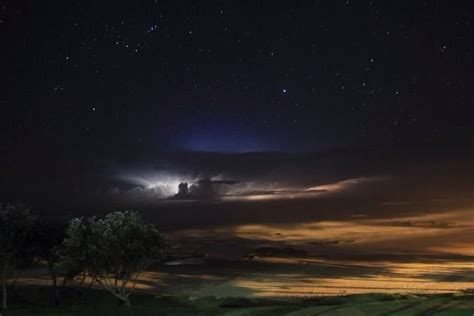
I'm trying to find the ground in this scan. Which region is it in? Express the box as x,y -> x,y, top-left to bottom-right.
10,202 -> 474,315
4,286 -> 474,315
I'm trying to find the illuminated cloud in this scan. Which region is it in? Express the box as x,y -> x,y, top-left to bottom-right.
110,167 -> 388,203
98,151 -> 395,204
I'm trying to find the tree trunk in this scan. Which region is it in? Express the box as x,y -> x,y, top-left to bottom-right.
2,270 -> 7,310
49,263 -> 60,306
120,296 -> 130,307
52,274 -> 60,306
96,278 -> 132,307
115,290 -> 130,307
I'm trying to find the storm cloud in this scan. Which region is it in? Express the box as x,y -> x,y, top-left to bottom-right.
1,143 -> 473,212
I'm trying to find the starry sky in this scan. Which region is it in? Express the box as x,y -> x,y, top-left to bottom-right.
1,1 -> 474,209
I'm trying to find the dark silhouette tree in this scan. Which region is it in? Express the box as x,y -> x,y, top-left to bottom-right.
0,203 -> 36,310
60,211 -> 166,306
33,217 -> 68,305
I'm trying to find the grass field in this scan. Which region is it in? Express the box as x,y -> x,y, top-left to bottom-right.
9,207 -> 474,315
3,286 -> 474,316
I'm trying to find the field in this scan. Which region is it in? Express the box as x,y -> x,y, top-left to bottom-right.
12,203 -> 474,315
4,286 -> 474,315
140,206 -> 474,298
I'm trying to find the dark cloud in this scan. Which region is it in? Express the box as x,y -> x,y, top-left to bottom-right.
1,143 -> 473,213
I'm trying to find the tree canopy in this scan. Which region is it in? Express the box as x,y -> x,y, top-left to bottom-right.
60,211 -> 166,306
0,203 -> 37,309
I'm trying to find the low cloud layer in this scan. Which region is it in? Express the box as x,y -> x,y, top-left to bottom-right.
105,150 -> 391,203
1,144 -> 473,211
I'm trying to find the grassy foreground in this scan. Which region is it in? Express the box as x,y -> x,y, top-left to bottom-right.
3,286 -> 474,315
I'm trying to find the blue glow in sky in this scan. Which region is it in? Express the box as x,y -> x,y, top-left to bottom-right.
174,126 -> 278,153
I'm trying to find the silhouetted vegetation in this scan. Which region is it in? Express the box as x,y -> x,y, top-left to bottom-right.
32,217 -> 69,305
0,202 -> 37,310
0,205 -> 167,310
60,211 -> 167,306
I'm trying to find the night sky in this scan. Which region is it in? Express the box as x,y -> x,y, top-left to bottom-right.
1,1 -> 474,210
